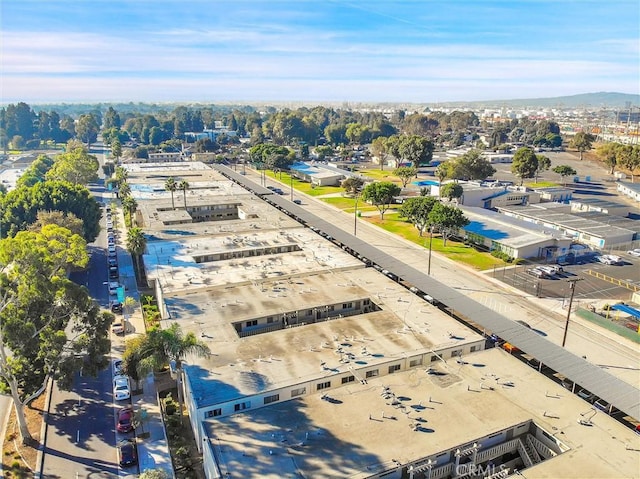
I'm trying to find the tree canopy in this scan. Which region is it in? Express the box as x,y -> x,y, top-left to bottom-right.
0,225 -> 111,442
361,181 -> 401,220
0,180 -> 102,242
511,147 -> 539,185
552,165 -> 577,185
427,202 -> 470,246
440,183 -> 464,202
447,149 -> 496,181
398,196 -> 438,236
570,132 -> 595,160
393,166 -> 418,187
46,141 -> 99,185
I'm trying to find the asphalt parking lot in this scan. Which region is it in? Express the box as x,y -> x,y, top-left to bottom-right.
491,253 -> 640,302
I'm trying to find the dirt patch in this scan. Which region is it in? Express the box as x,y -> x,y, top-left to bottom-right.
2,394 -> 46,478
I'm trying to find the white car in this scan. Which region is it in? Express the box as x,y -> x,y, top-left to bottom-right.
113,359 -> 124,377
113,376 -> 131,401
627,249 -> 640,257
596,254 -> 622,265
108,282 -> 121,295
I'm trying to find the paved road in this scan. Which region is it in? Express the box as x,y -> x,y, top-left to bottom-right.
253,168 -> 640,387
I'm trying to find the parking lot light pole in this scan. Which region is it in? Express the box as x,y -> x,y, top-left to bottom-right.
354,194 -> 360,236
562,277 -> 583,347
427,225 -> 434,276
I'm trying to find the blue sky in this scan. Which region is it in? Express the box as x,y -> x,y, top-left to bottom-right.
2,0 -> 639,104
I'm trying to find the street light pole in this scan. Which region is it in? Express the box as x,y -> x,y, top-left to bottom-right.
562,278 -> 583,347
354,196 -> 358,236
290,173 -> 294,201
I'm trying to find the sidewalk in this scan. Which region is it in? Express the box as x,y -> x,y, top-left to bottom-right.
114,204 -> 174,477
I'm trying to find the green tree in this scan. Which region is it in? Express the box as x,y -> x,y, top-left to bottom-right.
0,181 -> 101,242
0,225 -> 110,442
570,132 -> 595,161
46,142 -> 99,185
75,114 -> 99,148
122,196 -> 138,225
361,181 -> 401,220
398,196 -> 438,236
27,210 -> 84,237
16,154 -> 54,187
393,166 -> 418,188
595,142 -> 619,175
440,183 -> 464,202
126,227 -> 147,279
178,180 -> 190,210
111,138 -> 122,163
314,145 -> 333,160
397,135 -> 434,167
126,323 -> 210,424
535,154 -> 551,183
511,147 -> 539,185
428,202 -> 470,246
552,165 -> 577,185
451,149 -> 496,181
341,177 -> 364,196
165,177 -> 177,210
139,469 -> 169,479
370,136 -> 391,171
616,144 -> 640,182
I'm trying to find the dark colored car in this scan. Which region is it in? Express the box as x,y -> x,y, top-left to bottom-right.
111,302 -> 123,314
117,407 -> 134,433
109,266 -> 119,279
108,257 -> 118,267
117,439 -> 138,467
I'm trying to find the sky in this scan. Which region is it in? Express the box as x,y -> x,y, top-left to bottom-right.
1,0 -> 639,104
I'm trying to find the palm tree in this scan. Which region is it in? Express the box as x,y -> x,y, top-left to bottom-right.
164,177 -> 177,210
133,323 -> 210,423
178,180 -> 190,210
122,195 -> 138,224
126,227 -> 147,279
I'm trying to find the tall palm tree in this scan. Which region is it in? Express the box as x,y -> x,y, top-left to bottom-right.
164,177 -> 177,210
134,323 -> 210,423
178,180 -> 190,210
126,227 -> 147,279
122,195 -> 138,222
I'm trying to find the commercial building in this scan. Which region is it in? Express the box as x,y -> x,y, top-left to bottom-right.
125,162 -> 639,479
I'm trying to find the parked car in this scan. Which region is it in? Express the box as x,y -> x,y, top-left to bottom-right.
112,319 -> 126,335
108,244 -> 117,254
293,199 -> 302,205
113,359 -> 124,376
111,302 -> 123,314
113,376 -> 131,401
108,257 -> 118,267
108,282 -> 121,295
627,249 -> 640,257
526,267 -> 549,278
596,254 -> 622,265
116,407 -> 134,433
117,439 -> 138,467
109,266 -> 119,279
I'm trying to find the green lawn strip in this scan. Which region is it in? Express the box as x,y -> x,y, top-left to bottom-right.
364,213 -> 505,270
264,170 -> 343,196
524,181 -> 561,188
359,169 -> 403,183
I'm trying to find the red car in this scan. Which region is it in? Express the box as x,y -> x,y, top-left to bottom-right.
116,407 -> 134,433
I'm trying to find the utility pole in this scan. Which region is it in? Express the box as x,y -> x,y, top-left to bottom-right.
562,277 -> 583,347
354,194 -> 360,236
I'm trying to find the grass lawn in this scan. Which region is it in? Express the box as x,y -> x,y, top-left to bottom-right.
366,212 -> 506,271
524,181 -> 560,188
264,171 -> 342,196
359,169 -> 403,184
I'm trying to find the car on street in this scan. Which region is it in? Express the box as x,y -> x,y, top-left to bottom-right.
113,376 -> 131,401
117,439 -> 138,467
293,199 -> 302,205
113,359 -> 124,376
112,319 -> 126,336
108,257 -> 118,267
111,301 -> 123,314
108,244 -> 117,254
627,249 -> 640,257
108,282 -> 121,295
116,407 -> 134,433
526,267 -> 549,278
109,266 -> 119,279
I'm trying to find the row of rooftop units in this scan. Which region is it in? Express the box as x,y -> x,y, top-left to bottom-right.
216,166 -> 640,433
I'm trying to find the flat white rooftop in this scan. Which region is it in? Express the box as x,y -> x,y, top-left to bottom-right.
167,268 -> 481,408
203,348 -> 640,479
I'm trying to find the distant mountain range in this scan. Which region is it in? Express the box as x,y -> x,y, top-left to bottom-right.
430,92 -> 640,109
